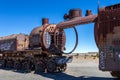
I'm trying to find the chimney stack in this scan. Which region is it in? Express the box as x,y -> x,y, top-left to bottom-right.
42,18 -> 49,25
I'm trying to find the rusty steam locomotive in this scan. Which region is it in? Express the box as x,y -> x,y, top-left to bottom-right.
0,3 -> 120,77
0,18 -> 73,73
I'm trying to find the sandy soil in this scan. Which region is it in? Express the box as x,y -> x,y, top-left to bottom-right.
68,56 -> 99,67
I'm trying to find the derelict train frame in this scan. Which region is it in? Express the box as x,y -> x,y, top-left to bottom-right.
0,3 -> 120,77
0,18 -> 73,73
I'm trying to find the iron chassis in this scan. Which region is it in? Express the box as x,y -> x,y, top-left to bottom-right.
0,48 -> 68,73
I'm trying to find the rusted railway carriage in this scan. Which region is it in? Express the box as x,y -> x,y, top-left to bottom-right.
0,34 -> 34,70
94,3 -> 120,77
0,19 -> 71,73
0,34 -> 29,51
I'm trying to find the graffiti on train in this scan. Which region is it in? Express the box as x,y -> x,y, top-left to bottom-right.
0,42 -> 14,51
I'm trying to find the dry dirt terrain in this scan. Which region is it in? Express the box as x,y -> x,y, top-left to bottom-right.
0,55 -> 119,80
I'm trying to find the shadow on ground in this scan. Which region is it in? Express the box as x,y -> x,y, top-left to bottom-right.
0,67 -> 31,73
0,67 -> 119,80
35,71 -> 119,80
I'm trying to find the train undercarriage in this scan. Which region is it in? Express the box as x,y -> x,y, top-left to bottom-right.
0,49 -> 72,73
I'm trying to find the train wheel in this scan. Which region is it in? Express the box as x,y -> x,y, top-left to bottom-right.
47,61 -> 56,72
35,61 -> 46,72
14,61 -> 21,70
22,61 -> 31,72
1,60 -> 5,68
6,61 -> 12,68
6,61 -> 9,68
31,64 -> 35,71
110,71 -> 120,78
0,60 -> 5,68
58,64 -> 67,72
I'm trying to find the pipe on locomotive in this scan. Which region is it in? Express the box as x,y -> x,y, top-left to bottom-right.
54,9 -> 98,54
56,15 -> 98,29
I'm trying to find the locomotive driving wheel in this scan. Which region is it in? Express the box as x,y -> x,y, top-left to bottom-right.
22,61 -> 31,72
6,60 -> 13,68
47,61 -> 57,72
36,60 -> 46,72
0,59 -> 6,68
14,61 -> 21,70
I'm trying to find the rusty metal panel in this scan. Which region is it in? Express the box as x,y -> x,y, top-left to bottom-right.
96,3 -> 120,71
0,38 -> 17,51
16,34 -> 29,51
0,34 -> 29,51
29,27 -> 43,48
30,34 -> 41,47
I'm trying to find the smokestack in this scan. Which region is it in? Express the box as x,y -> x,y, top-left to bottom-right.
42,18 -> 49,25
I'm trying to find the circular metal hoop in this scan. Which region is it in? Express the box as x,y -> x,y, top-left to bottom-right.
54,26 -> 78,54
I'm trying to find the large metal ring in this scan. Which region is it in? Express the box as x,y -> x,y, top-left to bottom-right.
54,26 -> 78,54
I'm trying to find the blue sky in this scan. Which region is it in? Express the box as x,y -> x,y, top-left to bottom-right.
0,0 -> 119,53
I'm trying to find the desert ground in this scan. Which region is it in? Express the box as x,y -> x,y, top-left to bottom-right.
0,54 -> 119,80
